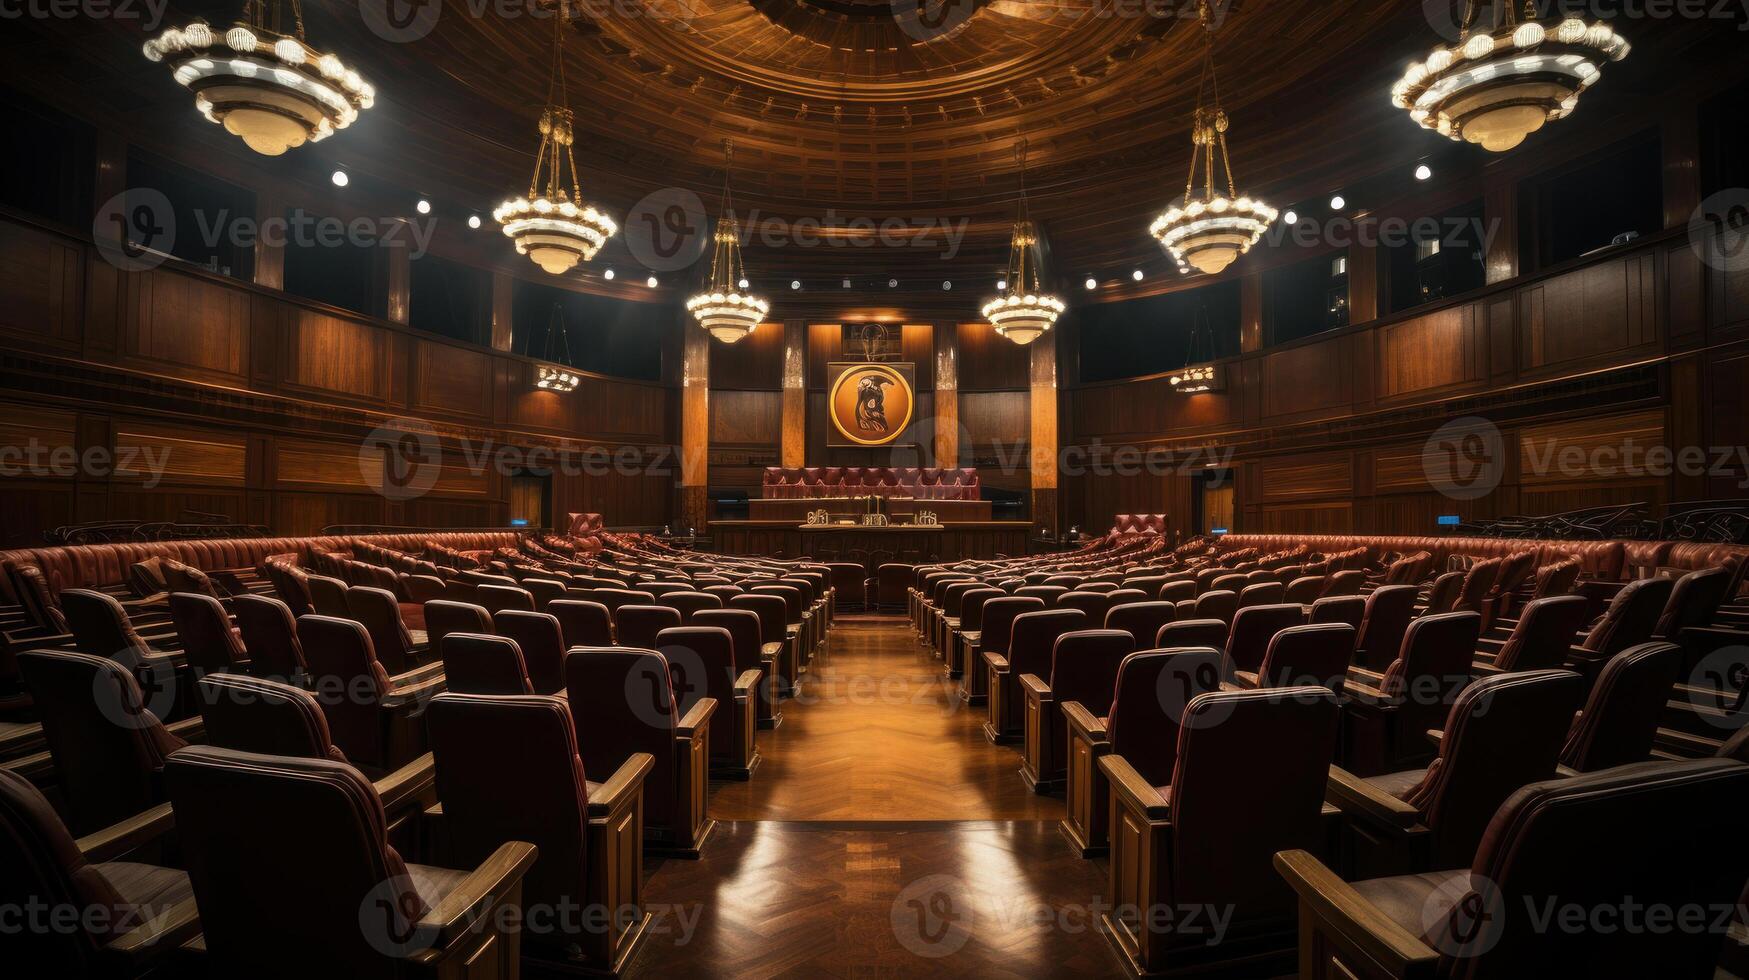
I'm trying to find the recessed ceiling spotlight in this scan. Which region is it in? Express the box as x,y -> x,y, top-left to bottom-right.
941,280 -> 952,290
1415,164 -> 1432,181
842,278 -> 851,289
1283,210 -> 1298,225
1329,195 -> 1346,210
646,275 -> 658,287
604,268 -> 615,280
1084,277 -> 1097,290
887,279 -> 898,288
331,169 -> 348,187
415,199 -> 431,215
791,280 -> 801,290
1132,269 -> 1144,281
738,277 -> 749,289
467,214 -> 481,229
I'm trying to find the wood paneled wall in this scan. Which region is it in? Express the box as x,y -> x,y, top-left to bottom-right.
0,216 -> 676,546
1064,229 -> 1746,539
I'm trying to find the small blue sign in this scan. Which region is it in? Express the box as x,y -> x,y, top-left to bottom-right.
1437,515 -> 1461,527
510,518 -> 530,526
1211,527 -> 1229,535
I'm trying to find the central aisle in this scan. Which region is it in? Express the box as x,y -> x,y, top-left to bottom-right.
623,619 -> 1125,978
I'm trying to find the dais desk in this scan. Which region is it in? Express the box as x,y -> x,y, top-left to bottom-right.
709,521 -> 1031,570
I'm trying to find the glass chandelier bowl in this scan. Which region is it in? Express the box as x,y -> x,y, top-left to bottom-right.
984,141 -> 1065,346
688,141 -> 770,343
143,3 -> 372,156
1391,3 -> 1629,153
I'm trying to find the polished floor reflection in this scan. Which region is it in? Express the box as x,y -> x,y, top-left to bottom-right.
628,620 -> 1126,977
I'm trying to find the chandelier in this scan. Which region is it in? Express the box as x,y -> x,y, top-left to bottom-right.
1149,1 -> 1277,277
1392,2 -> 1629,153
533,302 -> 580,392
142,0 -> 372,156
1169,300 -> 1223,394
982,140 -> 1065,346
687,140 -> 770,344
494,8 -> 617,275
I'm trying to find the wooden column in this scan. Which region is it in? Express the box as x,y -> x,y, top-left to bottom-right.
1347,244 -> 1379,325
383,220 -> 411,325
933,321 -> 959,468
253,190 -> 286,291
1239,272 -> 1264,351
1482,168 -> 1519,284
489,271 -> 515,351
781,319 -> 807,468
1662,108 -> 1702,231
678,322 -> 711,532
1030,328 -> 1058,534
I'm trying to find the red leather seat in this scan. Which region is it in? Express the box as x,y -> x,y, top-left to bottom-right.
1234,623 -> 1355,695
1560,642 -> 1683,772
305,574 -> 350,617
475,583 -> 535,616
657,625 -> 758,777
1573,575 -> 1674,673
17,650 -> 187,834
493,610 -> 567,694
1239,581 -> 1287,607
164,745 -> 532,978
615,604 -> 682,651
1353,584 -> 1420,670
519,577 -> 568,610
665,590 -> 724,623
1192,589 -> 1239,625
296,614 -> 440,773
1224,604 -> 1306,674
426,692 -> 651,970
233,594 -> 308,684
1156,618 -> 1229,649
694,608 -> 774,729
1654,566 -> 1731,642
1452,558 -> 1503,614
730,593 -> 794,700
1021,629 -> 1135,792
987,608 -> 1087,743
344,586 -> 423,676
1422,570 -> 1465,615
1308,595 -> 1366,631
1158,579 -> 1197,604
564,647 -> 715,854
1103,601 -> 1176,647
197,673 -> 347,762
422,599 -> 493,652
949,587 -> 1006,679
441,633 -> 533,695
168,591 -> 249,677
1476,594 -> 1590,672
548,598 -> 613,649
1344,612 -> 1481,775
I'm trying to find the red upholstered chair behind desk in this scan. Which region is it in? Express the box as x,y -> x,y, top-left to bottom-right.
985,608 -> 1086,744
1100,687 -> 1340,975
428,692 -> 652,973
565,647 -> 716,856
1020,629 -> 1136,793
0,768 -> 200,978
165,745 -> 533,979
297,614 -> 444,774
233,594 -> 309,684
17,650 -> 190,835
1061,648 -> 1223,856
494,610 -> 568,694
658,625 -> 761,778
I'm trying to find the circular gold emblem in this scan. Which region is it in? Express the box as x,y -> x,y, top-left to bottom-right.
829,364 -> 914,446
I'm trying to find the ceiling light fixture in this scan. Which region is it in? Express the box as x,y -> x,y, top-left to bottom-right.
1149,1 -> 1276,276
532,301 -> 579,392
1283,209 -> 1298,225
494,11 -> 616,275
416,199 -> 431,215
331,169 -> 348,187
1132,269 -> 1144,281
1392,3 -> 1629,152
1330,195 -> 1346,210
1085,278 -> 1098,290
647,275 -> 658,288
983,139 -> 1065,346
144,2 -> 373,156
468,214 -> 481,229
1415,164 -> 1433,180
604,268 -> 614,280
687,139 -> 769,344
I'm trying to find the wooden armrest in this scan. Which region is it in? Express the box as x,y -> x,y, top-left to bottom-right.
675,697 -> 717,737
1474,636 -> 1507,653
1019,673 -> 1052,698
587,752 -> 654,817
983,652 -> 1009,671
1273,849 -> 1440,979
1342,680 -> 1391,705
734,668 -> 763,695
375,752 -> 435,813
382,673 -> 447,709
165,716 -> 206,741
1062,701 -> 1107,742
1348,665 -> 1386,684
1326,766 -> 1425,832
413,841 -> 539,950
77,802 -> 175,862
1425,729 -> 1444,747
1099,754 -> 1171,818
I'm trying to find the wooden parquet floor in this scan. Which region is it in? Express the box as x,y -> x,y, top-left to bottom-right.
626,619 -> 1129,978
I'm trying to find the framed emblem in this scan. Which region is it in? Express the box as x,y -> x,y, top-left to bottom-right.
826,361 -> 915,447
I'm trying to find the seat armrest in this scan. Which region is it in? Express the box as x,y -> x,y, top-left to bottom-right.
983,652 -> 1010,671
104,897 -> 202,957
77,802 -> 175,862
1272,849 -> 1441,980
383,673 -> 447,709
734,668 -> 763,696
1062,701 -> 1107,742
1099,754 -> 1171,819
1326,766 -> 1426,832
403,575 -> 446,602
588,751 -> 654,816
1475,636 -> 1507,654
414,841 -> 539,950
1342,680 -> 1392,706
375,752 -> 435,814
1347,665 -> 1386,684
675,697 -> 718,738
1019,673 -> 1052,699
